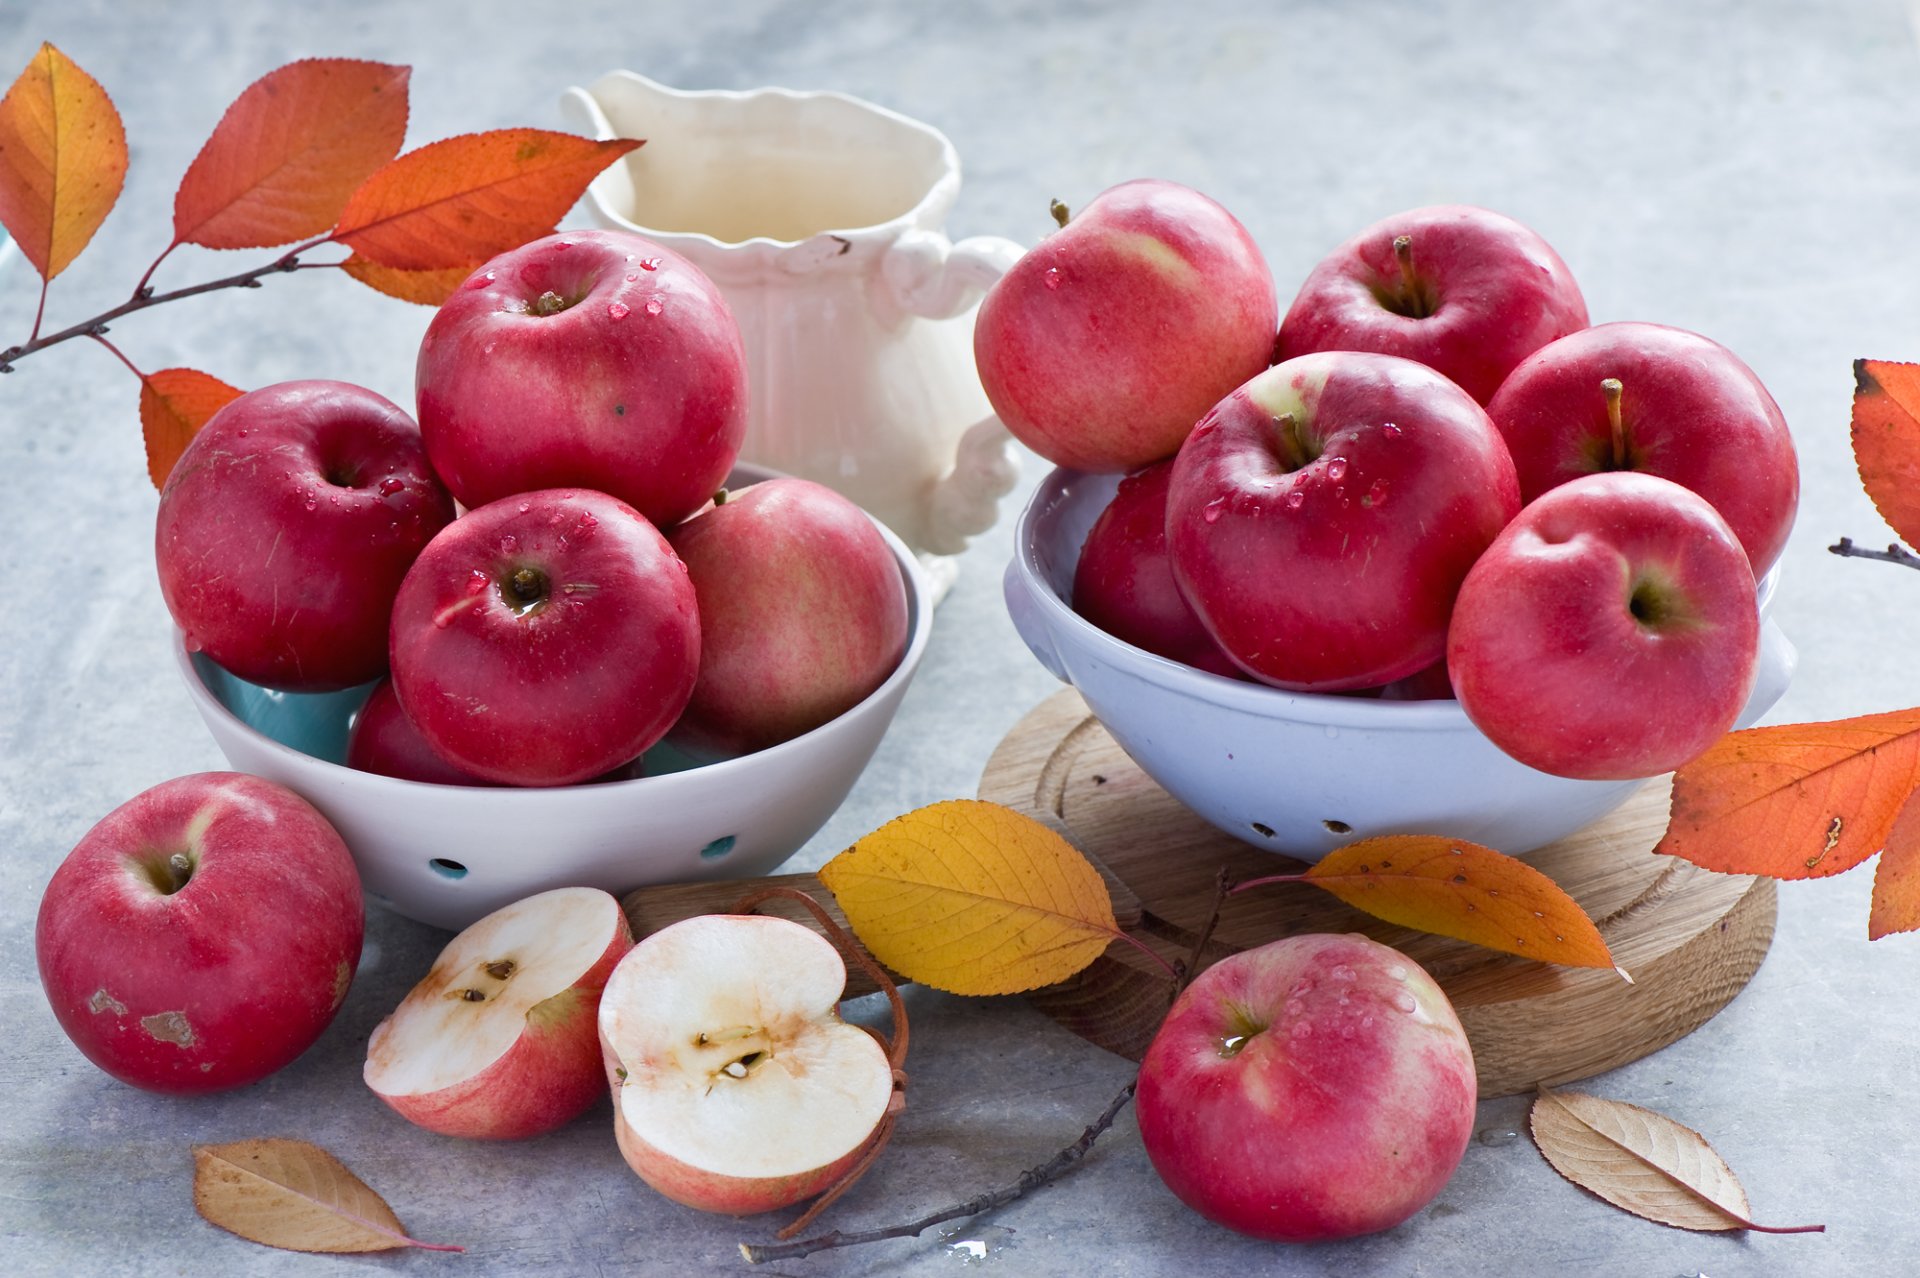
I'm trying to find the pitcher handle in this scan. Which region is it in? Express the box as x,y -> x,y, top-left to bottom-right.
881,230 -> 1025,321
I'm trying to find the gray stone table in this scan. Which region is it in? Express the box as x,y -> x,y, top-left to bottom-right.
3,0 -> 1916,1273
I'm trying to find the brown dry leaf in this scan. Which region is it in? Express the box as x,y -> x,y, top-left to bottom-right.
1656,707 -> 1920,884
1296,836 -> 1617,970
1851,359 -> 1920,549
330,129 -> 641,270
818,799 -> 1120,996
140,366 -> 244,489
1529,1088 -> 1823,1235
192,1138 -> 462,1254
173,58 -> 410,250
0,42 -> 126,280
341,254 -> 477,306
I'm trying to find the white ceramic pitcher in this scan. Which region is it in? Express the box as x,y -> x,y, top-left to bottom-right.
560,71 -> 1025,599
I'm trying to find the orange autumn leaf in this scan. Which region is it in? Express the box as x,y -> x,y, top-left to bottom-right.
173,59 -> 409,250
819,799 -> 1121,996
1290,836 -> 1616,970
340,254 -> 475,306
1851,360 -> 1920,549
0,42 -> 126,280
1655,707 -> 1920,883
141,367 -> 244,489
1868,792 -> 1920,939
330,129 -> 641,271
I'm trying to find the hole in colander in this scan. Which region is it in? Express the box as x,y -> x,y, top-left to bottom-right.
1322,819 -> 1353,835
429,858 -> 469,880
1250,822 -> 1276,839
699,835 -> 737,860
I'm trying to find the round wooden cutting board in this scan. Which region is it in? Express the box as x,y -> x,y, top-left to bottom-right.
979,690 -> 1775,1099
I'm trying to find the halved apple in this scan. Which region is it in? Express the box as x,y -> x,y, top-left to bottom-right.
365,886 -> 633,1139
599,913 -> 894,1215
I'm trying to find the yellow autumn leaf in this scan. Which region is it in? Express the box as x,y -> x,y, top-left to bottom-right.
1292,835 -> 1619,971
818,799 -> 1120,996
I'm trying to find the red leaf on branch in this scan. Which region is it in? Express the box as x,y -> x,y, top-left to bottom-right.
173,59 -> 410,251
0,42 -> 126,280
1656,708 -> 1920,890
340,254 -> 475,306
1852,360 -> 1920,550
141,367 -> 244,490
330,129 -> 641,270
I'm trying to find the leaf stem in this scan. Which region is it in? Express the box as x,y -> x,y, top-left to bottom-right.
28,275 -> 48,344
739,1078 -> 1138,1265
85,331 -> 144,382
0,233 -> 337,375
1112,930 -> 1181,984
1829,536 -> 1920,572
131,239 -> 179,303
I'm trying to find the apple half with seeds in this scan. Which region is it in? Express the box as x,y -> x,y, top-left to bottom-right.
600,914 -> 895,1215
364,886 -> 633,1139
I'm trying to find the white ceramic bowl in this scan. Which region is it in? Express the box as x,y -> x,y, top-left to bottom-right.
174,466 -> 932,931
1004,467 -> 1796,862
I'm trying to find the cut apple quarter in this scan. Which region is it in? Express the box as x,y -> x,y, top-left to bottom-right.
600,913 -> 895,1216
364,885 -> 633,1140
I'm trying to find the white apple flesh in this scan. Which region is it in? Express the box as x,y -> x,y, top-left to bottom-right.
599,914 -> 894,1215
365,886 -> 633,1140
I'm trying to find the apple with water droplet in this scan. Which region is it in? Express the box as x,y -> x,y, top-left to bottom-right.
416,229 -> 748,528
1448,471 -> 1760,779
1485,321 -> 1798,578
1072,458 -> 1240,677
1167,351 -> 1520,690
388,487 -> 700,787
667,477 -> 909,756
1277,204 -> 1588,406
599,913 -> 896,1215
365,886 -> 632,1139
35,773 -> 365,1094
1135,932 -> 1476,1242
155,380 -> 454,691
973,179 -> 1278,472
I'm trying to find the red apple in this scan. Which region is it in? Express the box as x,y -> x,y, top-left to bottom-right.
1167,351 -> 1521,691
1277,204 -> 1588,405
973,179 -> 1277,472
1072,459 -> 1241,678
155,380 -> 454,691
667,478 -> 908,756
36,773 -> 364,1094
1448,471 -> 1760,780
599,914 -> 895,1215
347,678 -> 495,786
416,229 -> 748,528
365,887 -> 632,1139
1485,321 -> 1798,577
1135,933 -> 1476,1242
389,488 -> 700,787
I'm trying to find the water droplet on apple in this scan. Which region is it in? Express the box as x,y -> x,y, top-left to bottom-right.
1202,498 -> 1226,525
607,301 -> 630,320
1043,267 -> 1062,290
1367,479 -> 1389,506
1394,992 -> 1417,1014
1330,965 -> 1356,982
640,257 -> 661,271
183,633 -> 204,653
1289,1021 -> 1312,1040
464,271 -> 495,291
1284,998 -> 1305,1017
303,496 -> 318,512
518,502 -> 532,513
554,240 -> 574,251
1382,421 -> 1403,439
465,569 -> 489,595
644,298 -> 664,316
1325,457 -> 1349,481
378,477 -> 406,497
1286,490 -> 1305,510
1389,964 -> 1409,981
625,273 -> 638,282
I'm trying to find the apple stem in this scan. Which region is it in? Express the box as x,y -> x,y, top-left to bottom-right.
1049,199 -> 1071,228
1603,377 -> 1628,469
1270,412 -> 1316,471
712,488 -> 730,506
530,289 -> 569,317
